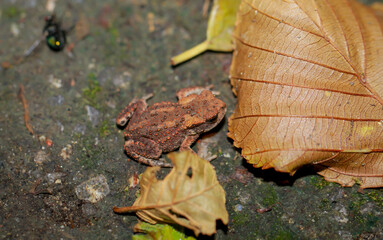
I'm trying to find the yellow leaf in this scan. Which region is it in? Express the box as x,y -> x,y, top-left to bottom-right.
171,0 -> 241,65
113,151 -> 228,236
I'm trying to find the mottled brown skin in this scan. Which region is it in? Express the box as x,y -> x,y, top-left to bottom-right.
116,87 -> 226,167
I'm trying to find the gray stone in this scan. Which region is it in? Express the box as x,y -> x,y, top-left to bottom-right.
75,175 -> 110,203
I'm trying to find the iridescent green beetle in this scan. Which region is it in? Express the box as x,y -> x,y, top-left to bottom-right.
43,14 -> 66,52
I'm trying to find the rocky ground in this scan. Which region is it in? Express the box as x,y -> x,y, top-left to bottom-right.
0,0 -> 382,239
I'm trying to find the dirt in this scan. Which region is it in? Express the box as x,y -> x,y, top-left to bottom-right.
0,0 -> 382,239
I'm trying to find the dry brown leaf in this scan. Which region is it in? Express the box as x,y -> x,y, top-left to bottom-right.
228,0 -> 383,188
113,151 -> 228,236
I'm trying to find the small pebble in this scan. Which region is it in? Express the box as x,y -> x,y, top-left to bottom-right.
234,204 -> 243,212
88,63 -> 95,69
47,95 -> 64,106
60,144 -> 72,160
34,151 -> 50,164
57,121 -> 64,132
48,75 -> 62,88
74,124 -> 86,135
10,23 -> 20,37
46,172 -> 65,184
75,175 -> 110,203
46,0 -> 56,12
86,105 -> 100,127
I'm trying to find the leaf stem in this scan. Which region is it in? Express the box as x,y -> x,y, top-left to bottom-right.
170,41 -> 209,66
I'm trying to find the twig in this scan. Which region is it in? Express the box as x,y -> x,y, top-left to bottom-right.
202,0 -> 210,17
18,84 -> 34,135
23,38 -> 43,57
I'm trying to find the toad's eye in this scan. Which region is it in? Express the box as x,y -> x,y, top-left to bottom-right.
206,114 -> 218,122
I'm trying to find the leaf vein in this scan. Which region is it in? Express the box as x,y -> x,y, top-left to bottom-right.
231,76 -> 373,97
234,35 -> 356,76
231,114 -> 383,122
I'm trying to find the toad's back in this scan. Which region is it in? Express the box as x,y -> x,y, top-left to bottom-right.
125,101 -> 189,151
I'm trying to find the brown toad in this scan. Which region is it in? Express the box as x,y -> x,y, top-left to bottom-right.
116,86 -> 226,167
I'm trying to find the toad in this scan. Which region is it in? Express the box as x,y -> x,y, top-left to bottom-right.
116,86 -> 226,167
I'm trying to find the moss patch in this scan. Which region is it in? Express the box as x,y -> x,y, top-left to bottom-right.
309,175 -> 331,189
262,186 -> 278,206
82,73 -> 102,109
99,119 -> 111,137
366,190 -> 383,209
232,212 -> 250,226
4,6 -> 23,18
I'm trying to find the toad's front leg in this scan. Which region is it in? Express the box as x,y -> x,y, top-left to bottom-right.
180,135 -> 217,162
180,134 -> 200,152
124,137 -> 172,167
116,94 -> 153,126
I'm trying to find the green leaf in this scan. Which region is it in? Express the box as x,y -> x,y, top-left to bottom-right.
171,0 -> 241,65
132,222 -> 196,240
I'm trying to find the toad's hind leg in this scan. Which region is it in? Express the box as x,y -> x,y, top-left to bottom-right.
124,138 -> 172,167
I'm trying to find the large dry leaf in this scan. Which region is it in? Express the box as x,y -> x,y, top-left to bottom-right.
228,0 -> 383,188
113,151 -> 228,236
